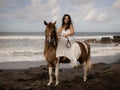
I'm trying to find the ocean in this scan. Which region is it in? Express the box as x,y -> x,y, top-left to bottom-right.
0,32 -> 120,69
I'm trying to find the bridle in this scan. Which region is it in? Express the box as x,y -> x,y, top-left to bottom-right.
46,34 -> 71,48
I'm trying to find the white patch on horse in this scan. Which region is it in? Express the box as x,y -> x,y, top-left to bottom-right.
47,67 -> 53,86
48,32 -> 51,42
72,43 -> 81,60
55,60 -> 59,86
83,62 -> 87,81
80,42 -> 88,54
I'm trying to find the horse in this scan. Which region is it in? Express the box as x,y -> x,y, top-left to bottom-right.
44,21 -> 91,86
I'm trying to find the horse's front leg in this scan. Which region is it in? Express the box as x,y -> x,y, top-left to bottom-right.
55,60 -> 59,86
47,67 -> 53,86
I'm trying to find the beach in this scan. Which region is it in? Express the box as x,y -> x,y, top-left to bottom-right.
0,32 -> 120,90
0,61 -> 120,90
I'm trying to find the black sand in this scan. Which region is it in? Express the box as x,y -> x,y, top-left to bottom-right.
0,60 -> 120,90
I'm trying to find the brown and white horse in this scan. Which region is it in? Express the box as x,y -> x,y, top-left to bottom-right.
44,21 -> 91,86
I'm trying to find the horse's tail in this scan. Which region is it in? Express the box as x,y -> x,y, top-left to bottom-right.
85,42 -> 92,71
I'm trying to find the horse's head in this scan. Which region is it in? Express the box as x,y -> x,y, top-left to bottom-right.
44,21 -> 57,47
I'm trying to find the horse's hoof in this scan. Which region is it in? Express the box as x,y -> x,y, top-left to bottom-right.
47,82 -> 52,86
83,77 -> 87,82
55,82 -> 59,86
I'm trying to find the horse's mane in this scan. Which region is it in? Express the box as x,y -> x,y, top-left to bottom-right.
52,26 -> 58,48
44,22 -> 58,50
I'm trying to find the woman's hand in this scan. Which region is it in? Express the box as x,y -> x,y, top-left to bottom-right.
62,34 -> 67,37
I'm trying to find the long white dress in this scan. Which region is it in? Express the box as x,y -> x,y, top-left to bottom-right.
56,29 -> 81,67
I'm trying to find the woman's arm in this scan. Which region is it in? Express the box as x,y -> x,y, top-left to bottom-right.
63,24 -> 74,37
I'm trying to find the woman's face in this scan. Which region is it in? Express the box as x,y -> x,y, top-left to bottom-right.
64,16 -> 69,24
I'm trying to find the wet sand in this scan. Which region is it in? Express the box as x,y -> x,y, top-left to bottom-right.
0,54 -> 119,69
0,60 -> 120,90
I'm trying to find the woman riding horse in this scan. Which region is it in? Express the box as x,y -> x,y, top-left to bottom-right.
56,14 -> 78,67
44,14 -> 91,86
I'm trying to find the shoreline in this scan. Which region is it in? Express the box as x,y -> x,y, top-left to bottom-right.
0,54 -> 120,70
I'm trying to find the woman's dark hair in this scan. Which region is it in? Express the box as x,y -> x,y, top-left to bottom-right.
62,14 -> 72,30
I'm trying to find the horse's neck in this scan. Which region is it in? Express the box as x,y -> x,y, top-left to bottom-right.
44,41 -> 56,53
45,45 -> 56,50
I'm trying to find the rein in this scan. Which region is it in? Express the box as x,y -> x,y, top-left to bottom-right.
59,35 -> 71,48
45,34 -> 71,48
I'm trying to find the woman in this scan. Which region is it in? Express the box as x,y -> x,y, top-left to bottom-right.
56,14 -> 78,67
57,14 -> 74,37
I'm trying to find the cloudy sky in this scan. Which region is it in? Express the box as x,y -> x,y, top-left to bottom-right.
0,0 -> 120,32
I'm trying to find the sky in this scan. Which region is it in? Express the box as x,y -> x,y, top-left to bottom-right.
0,0 -> 120,32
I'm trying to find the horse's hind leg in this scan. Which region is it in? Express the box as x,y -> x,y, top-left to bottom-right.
86,57 -> 91,73
83,57 -> 91,81
47,67 -> 53,86
55,60 -> 59,86
83,62 -> 87,81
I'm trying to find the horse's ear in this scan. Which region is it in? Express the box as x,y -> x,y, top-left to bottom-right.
44,21 -> 47,25
53,21 -> 56,25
